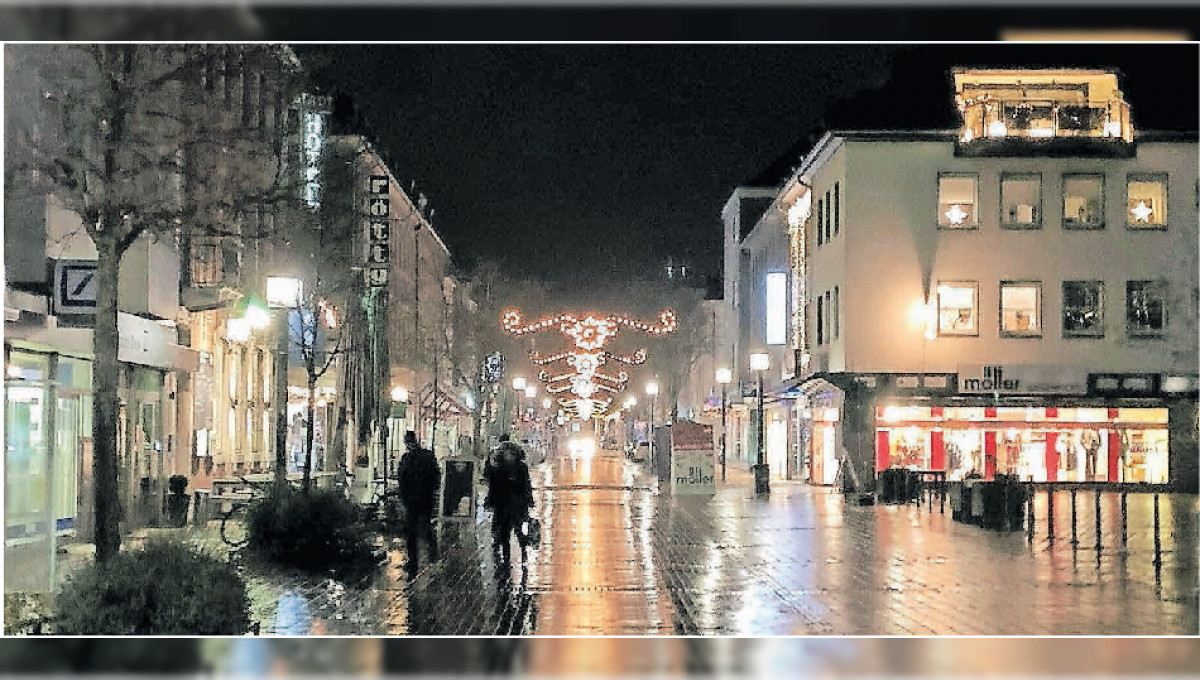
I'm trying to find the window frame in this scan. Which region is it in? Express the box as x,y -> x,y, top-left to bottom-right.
999,172 -> 1043,230
1126,173 -> 1169,230
816,197 -> 824,246
936,280 -> 980,337
937,173 -> 979,230
1062,280 -> 1106,338
1062,173 -> 1106,230
1125,280 -> 1169,337
833,285 -> 840,339
816,293 -> 824,346
833,182 -> 841,237
998,280 -> 1043,338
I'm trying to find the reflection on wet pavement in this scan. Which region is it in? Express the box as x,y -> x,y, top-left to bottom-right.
244,447 -> 1196,636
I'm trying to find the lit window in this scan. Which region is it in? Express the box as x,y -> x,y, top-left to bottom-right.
1000,281 -> 1041,337
1000,173 -> 1040,228
1127,175 -> 1167,227
1126,280 -> 1167,336
937,281 -> 978,336
938,175 -> 977,228
1063,174 -> 1104,229
1062,281 -> 1104,338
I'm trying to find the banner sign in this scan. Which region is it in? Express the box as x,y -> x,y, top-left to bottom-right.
367,175 -> 390,287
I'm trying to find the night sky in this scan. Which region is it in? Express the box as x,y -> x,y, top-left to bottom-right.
297,43 -> 1198,287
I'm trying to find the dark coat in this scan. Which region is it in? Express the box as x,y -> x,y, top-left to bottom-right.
484,443 -> 533,519
397,445 -> 440,513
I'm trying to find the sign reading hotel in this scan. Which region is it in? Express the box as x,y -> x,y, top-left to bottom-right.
366,175 -> 390,287
958,364 -> 1088,395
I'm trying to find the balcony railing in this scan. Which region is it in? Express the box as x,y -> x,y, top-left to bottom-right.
958,98 -> 1132,144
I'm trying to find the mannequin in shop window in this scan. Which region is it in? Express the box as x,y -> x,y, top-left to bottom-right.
1082,430 -> 1101,480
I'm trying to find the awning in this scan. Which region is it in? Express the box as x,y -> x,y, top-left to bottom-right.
781,375 -> 844,407
419,384 -> 471,416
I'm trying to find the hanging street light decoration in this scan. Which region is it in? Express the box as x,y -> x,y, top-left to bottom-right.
503,309 -> 676,421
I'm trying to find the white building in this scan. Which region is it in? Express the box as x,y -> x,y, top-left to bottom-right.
740,68 -> 1198,492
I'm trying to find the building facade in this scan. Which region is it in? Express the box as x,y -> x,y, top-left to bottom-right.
755,69 -> 1198,492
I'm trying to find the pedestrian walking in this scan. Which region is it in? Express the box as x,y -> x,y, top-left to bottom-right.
484,434 -> 535,566
397,430 -> 440,576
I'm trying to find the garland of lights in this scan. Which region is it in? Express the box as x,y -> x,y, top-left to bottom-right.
503,309 -> 676,420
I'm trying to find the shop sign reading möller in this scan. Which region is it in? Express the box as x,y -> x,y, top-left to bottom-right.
958,364 -> 1088,395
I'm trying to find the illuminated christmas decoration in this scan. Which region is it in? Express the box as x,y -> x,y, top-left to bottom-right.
944,204 -> 969,225
504,309 -> 675,420
1130,200 -> 1154,223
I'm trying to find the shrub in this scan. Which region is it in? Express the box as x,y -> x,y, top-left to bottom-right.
245,487 -> 379,577
54,541 -> 250,635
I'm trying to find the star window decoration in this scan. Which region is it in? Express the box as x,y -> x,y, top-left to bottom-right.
1130,200 -> 1154,223
944,204 -> 969,225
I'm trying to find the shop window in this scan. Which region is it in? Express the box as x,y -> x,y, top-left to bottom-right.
936,281 -> 978,336
938,174 -> 978,229
1126,280 -> 1167,336
1127,175 -> 1167,228
1122,429 -> 1169,483
1000,173 -> 1041,228
1000,281 -> 1041,337
1062,280 -> 1104,337
1063,174 -> 1104,229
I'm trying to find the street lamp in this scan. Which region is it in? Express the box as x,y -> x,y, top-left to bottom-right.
749,352 -> 770,494
716,367 -> 732,483
646,381 -> 659,467
266,276 -> 303,492
525,385 -> 537,400
386,386 -> 410,489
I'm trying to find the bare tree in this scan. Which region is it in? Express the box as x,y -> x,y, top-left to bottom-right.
5,44 -> 303,562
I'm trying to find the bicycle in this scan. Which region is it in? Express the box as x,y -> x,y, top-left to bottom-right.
218,476 -> 274,549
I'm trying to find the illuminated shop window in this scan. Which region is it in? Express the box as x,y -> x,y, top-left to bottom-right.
1126,280 -> 1167,336
1000,173 -> 1041,228
1063,174 -> 1104,229
1062,280 -> 1104,337
936,281 -> 978,336
938,174 -> 978,228
1123,429 -> 1169,484
1000,281 -> 1041,337
1127,175 -> 1167,228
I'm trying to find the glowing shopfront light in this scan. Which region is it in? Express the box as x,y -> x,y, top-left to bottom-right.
391,386 -> 409,403
225,317 -> 251,343
266,276 -> 303,309
987,121 -> 1007,137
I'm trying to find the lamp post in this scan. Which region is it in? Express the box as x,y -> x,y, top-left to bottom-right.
716,367 -> 732,483
749,352 -> 770,494
512,377 -> 526,436
646,381 -> 659,468
266,276 -> 302,494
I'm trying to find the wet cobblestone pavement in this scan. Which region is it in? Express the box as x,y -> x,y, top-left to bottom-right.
108,448 -> 1198,635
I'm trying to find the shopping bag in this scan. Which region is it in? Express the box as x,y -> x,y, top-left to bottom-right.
521,516 -> 541,547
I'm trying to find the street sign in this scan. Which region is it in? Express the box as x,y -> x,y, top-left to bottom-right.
671,450 -> 716,495
53,259 -> 98,315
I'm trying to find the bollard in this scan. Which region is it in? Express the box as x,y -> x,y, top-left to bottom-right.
1047,486 -> 1056,542
1027,483 -> 1035,542
940,479 -> 945,514
1153,493 -> 1162,567
1070,487 -> 1079,546
1003,482 -> 1011,531
1094,489 -> 1102,553
1120,491 -> 1128,548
